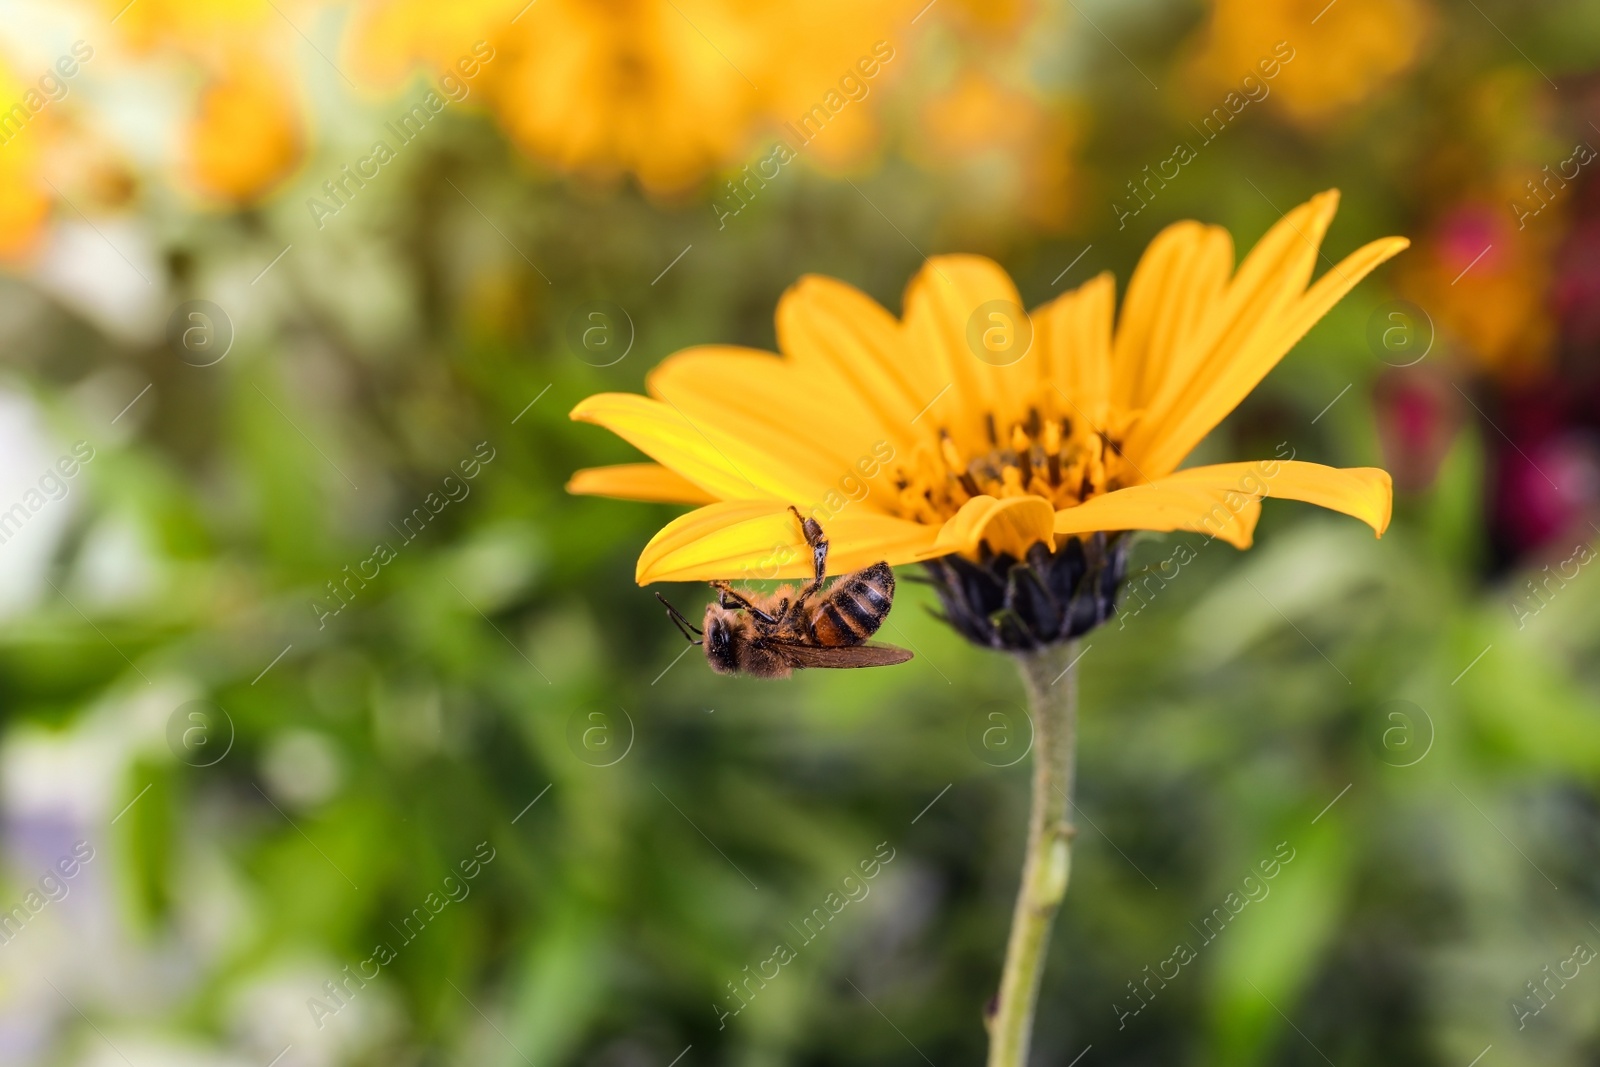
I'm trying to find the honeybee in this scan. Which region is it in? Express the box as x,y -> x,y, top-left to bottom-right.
656,507 -> 914,679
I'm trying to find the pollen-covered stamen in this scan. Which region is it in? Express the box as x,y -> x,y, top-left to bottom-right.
889,409 -> 1127,523
1042,417 -> 1063,486
940,431 -> 983,499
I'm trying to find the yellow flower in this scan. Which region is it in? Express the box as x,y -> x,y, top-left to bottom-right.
569,191 -> 1405,600
105,0 -> 309,204
1188,0 -> 1430,126
0,58 -> 55,262
185,53 -> 304,203
345,0 -> 917,194
911,70 -> 1080,233
0,53 -> 136,264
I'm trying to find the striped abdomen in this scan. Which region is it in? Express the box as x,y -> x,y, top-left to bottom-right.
809,563 -> 895,646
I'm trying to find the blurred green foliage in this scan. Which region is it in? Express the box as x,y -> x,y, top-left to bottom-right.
0,1 -> 1598,1066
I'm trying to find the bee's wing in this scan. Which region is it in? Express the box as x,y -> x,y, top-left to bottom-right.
766,641 -> 914,670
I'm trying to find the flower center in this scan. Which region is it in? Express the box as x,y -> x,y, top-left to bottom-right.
888,406 -> 1133,525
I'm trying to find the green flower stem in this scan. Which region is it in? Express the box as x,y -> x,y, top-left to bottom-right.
987,641 -> 1079,1067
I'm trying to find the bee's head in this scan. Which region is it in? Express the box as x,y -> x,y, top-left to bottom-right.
702,604 -> 741,675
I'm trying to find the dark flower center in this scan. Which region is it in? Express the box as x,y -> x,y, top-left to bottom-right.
923,532 -> 1128,651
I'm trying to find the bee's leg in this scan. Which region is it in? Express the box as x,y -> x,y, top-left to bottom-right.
656,592 -> 703,645
712,581 -> 781,626
784,505 -> 830,619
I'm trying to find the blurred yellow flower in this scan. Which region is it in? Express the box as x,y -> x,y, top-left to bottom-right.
105,0 -> 311,204
912,70 -> 1080,232
0,40 -> 142,264
106,0 -> 296,50
0,154 -> 50,262
185,53 -> 304,203
945,0 -> 1035,39
0,60 -> 54,261
1189,0 -> 1431,125
343,0 -> 512,87
345,0 -> 918,194
569,191 -> 1405,584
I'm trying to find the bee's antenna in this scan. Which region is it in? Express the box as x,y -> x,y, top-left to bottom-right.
655,592 -> 703,645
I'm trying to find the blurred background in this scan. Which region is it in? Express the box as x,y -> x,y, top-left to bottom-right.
0,0 -> 1597,1064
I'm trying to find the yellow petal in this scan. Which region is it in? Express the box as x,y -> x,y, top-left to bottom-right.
1051,458 -> 1392,550
1033,271 -> 1115,430
1214,191 -> 1339,329
934,495 -> 1058,558
776,274 -> 926,452
1110,221 -> 1234,414
645,344 -> 899,510
566,463 -> 716,504
1052,482 -> 1263,549
902,254 -> 1033,446
571,392 -> 816,502
1129,192 -> 1407,476
1269,236 -> 1412,359
636,500 -> 940,584
1126,193 -> 1340,469
1163,460 -> 1393,536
